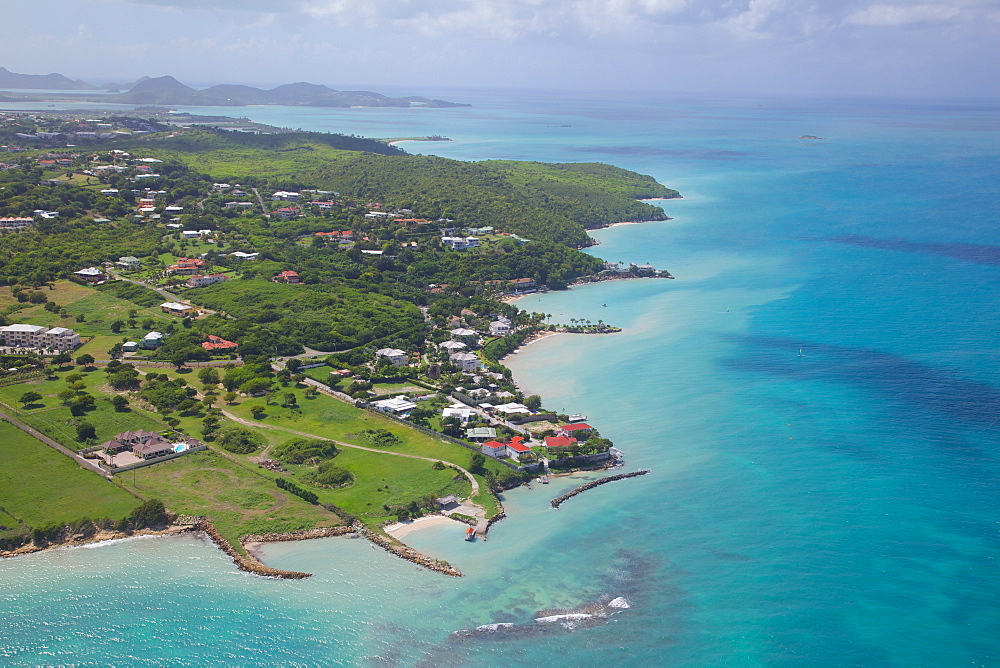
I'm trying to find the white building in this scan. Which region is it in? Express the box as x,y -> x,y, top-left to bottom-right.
372,396 -> 417,415
375,348 -> 408,366
450,352 -> 482,372
187,274 -> 227,288
449,328 -> 478,344
271,190 -> 301,201
442,405 -> 477,423
442,236 -> 480,250
0,324 -> 80,350
489,318 -> 512,336
439,340 -> 467,352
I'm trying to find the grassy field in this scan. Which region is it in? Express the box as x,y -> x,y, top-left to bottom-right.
129,449 -> 340,551
0,280 -> 174,342
0,421 -> 139,528
0,369 -> 166,448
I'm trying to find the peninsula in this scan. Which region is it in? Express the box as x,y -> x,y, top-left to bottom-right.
0,110 -> 677,573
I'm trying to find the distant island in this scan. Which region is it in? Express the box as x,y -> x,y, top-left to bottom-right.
0,67 -> 471,109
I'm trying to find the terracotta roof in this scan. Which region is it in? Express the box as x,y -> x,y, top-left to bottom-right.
544,436 -> 578,448
560,423 -> 593,432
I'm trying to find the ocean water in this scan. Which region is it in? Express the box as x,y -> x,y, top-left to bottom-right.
2,91 -> 999,666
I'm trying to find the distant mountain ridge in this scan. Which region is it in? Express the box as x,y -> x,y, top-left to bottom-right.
0,66 -> 98,90
0,67 -> 470,108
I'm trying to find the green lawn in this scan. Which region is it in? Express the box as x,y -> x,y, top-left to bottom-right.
0,370 -> 166,448
281,446 -> 471,525
129,448 -> 340,552
0,280 -> 173,342
0,421 -> 139,528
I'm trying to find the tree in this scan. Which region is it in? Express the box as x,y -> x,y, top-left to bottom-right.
110,320 -> 125,333
57,388 -> 75,404
18,391 -> 42,408
524,394 -> 542,411
469,452 -> 486,474
75,421 -> 96,442
52,352 -> 72,366
169,351 -> 190,370
223,391 -> 238,404
75,353 -> 95,367
69,393 -> 96,416
111,395 -> 129,412
197,367 -> 220,386
281,392 -> 297,408
250,405 -> 266,420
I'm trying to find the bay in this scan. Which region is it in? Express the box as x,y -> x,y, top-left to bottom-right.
1,89 -> 998,666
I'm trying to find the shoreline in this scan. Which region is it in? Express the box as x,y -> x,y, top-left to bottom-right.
0,524 -> 196,560
384,514 -> 465,538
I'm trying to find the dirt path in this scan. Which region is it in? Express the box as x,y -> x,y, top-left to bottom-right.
220,408 -> 482,498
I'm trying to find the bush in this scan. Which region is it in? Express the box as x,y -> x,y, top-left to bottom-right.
128,499 -> 167,528
271,438 -> 339,464
310,461 -> 354,488
216,427 -> 265,454
359,429 -> 401,447
275,477 -> 318,504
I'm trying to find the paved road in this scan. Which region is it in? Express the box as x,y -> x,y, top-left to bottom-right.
0,408 -> 114,480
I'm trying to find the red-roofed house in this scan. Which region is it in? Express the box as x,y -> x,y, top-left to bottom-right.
481,440 -> 507,458
544,436 -> 578,449
557,423 -> 594,438
273,270 -> 300,284
167,257 -> 205,275
505,439 -> 532,462
202,335 -> 238,352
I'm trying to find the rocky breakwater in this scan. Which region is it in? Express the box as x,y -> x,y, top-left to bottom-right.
241,526 -> 357,544
194,520 -> 312,579
550,470 -> 650,509
352,521 -> 463,577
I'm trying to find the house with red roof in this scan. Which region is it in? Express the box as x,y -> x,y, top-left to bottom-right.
202,335 -> 238,352
481,440 -> 507,458
273,270 -> 300,284
544,435 -> 578,450
557,423 -> 594,438
505,437 -> 532,462
166,257 -> 205,275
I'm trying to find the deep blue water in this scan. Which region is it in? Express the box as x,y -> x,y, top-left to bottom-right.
1,90 -> 999,666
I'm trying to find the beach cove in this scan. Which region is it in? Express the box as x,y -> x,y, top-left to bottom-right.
2,90 -> 999,665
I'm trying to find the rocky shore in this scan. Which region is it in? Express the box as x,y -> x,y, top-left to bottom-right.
550,470 -> 651,508
0,524 -> 195,560
351,521 -> 463,577
195,520 -> 312,579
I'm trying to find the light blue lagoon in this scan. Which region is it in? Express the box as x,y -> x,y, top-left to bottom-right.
2,90 -> 999,665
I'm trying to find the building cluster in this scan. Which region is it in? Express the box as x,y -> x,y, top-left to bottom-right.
0,324 -> 80,350
99,430 -> 204,464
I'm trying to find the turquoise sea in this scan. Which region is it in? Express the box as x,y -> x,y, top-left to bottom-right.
2,90 -> 999,665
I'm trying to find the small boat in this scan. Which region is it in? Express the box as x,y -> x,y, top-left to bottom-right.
797,348 -> 804,357
540,475 -> 549,484
602,303 -> 607,307
465,527 -> 476,542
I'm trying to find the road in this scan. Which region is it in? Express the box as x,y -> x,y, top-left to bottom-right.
0,408 -> 115,480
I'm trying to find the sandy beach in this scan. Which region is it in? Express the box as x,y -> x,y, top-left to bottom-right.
384,514 -> 466,538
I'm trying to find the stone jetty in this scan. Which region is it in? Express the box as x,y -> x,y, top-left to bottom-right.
550,470 -> 650,509
195,520 -> 313,579
351,521 -> 463,577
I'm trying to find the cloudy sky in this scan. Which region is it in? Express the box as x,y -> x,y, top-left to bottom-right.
5,0 -> 1000,98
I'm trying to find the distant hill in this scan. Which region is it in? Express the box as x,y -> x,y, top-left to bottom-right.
0,66 -> 97,90
105,76 -> 467,108
0,68 -> 469,108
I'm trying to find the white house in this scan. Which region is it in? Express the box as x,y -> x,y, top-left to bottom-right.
450,352 -> 482,372
439,340 -> 467,352
442,236 -> 480,250
375,348 -> 408,367
73,266 -> 105,282
494,402 -> 532,416
489,319 -> 512,336
372,396 -> 417,415
230,251 -> 259,260
271,190 -> 301,201
442,405 -> 477,423
449,328 -> 478,344
187,274 -> 227,288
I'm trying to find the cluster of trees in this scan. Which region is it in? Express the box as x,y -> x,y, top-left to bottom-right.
307,460 -> 353,489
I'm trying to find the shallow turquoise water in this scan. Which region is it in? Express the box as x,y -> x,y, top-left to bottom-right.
2,91 -> 999,665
